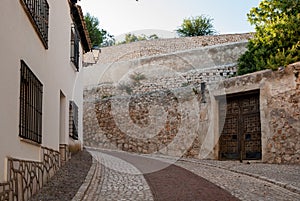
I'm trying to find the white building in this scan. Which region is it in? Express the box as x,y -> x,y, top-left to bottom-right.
0,0 -> 91,200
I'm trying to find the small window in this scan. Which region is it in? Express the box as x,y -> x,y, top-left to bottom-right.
20,0 -> 49,48
70,25 -> 80,71
19,60 -> 43,144
69,101 -> 78,140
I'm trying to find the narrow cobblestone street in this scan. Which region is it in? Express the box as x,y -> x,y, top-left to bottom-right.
83,151 -> 153,201
75,148 -> 300,201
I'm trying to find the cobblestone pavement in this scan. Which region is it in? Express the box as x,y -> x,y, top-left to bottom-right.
176,160 -> 300,201
83,150 -> 154,201
181,159 -> 300,193
80,148 -> 300,201
97,149 -> 239,201
30,149 -> 92,201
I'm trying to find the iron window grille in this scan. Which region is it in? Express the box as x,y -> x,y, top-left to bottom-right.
70,25 -> 80,71
20,0 -> 49,49
69,101 -> 78,140
19,60 -> 43,144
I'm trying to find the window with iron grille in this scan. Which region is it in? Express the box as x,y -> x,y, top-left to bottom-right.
20,0 -> 49,49
70,25 -> 80,71
69,101 -> 78,140
19,60 -> 43,144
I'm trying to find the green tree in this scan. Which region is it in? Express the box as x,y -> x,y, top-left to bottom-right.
176,15 -> 216,37
238,0 -> 300,75
117,33 -> 159,45
148,34 -> 159,40
84,13 -> 115,47
126,33 -> 144,43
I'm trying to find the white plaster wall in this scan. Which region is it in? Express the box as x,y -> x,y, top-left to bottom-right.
44,0 -> 85,149
0,0 -> 84,181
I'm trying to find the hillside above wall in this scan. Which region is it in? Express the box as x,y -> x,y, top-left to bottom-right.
97,33 -> 253,64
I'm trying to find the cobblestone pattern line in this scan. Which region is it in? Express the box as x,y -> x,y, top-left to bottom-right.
176,160 -> 300,201
183,159 -> 300,194
82,159 -> 102,201
84,150 -> 154,201
72,158 -> 98,201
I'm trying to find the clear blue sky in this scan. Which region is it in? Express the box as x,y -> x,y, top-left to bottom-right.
79,0 -> 261,38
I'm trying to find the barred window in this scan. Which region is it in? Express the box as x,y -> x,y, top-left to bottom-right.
70,25 -> 80,71
20,0 -> 49,49
69,101 -> 78,140
19,60 -> 43,144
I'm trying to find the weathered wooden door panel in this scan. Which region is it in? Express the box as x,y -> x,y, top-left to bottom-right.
242,113 -> 262,159
219,99 -> 240,160
219,91 -> 262,160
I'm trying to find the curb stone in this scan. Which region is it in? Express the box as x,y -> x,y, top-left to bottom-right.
72,157 -> 98,201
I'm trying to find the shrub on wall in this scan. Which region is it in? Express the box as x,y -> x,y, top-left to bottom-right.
176,15 -> 216,37
237,0 -> 300,75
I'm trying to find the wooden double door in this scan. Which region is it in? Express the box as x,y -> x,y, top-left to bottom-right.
219,90 -> 262,160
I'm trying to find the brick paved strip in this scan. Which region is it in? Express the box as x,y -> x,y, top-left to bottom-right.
144,164 -> 240,201
102,150 -> 240,201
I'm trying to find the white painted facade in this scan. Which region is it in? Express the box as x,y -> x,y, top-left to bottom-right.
0,0 -> 90,181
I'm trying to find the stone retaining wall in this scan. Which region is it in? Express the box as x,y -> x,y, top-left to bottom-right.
84,88 -> 206,158
83,32 -> 299,164
96,33 -> 252,64
83,62 -> 300,164
263,64 -> 300,163
83,64 -> 236,100
83,41 -> 248,87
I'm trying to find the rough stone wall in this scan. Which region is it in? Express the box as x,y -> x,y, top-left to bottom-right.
83,55 -> 223,159
97,33 -> 252,64
84,65 -> 236,100
263,63 -> 300,163
83,41 -> 247,87
0,147 -> 60,201
84,88 -> 205,158
84,63 -> 300,164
